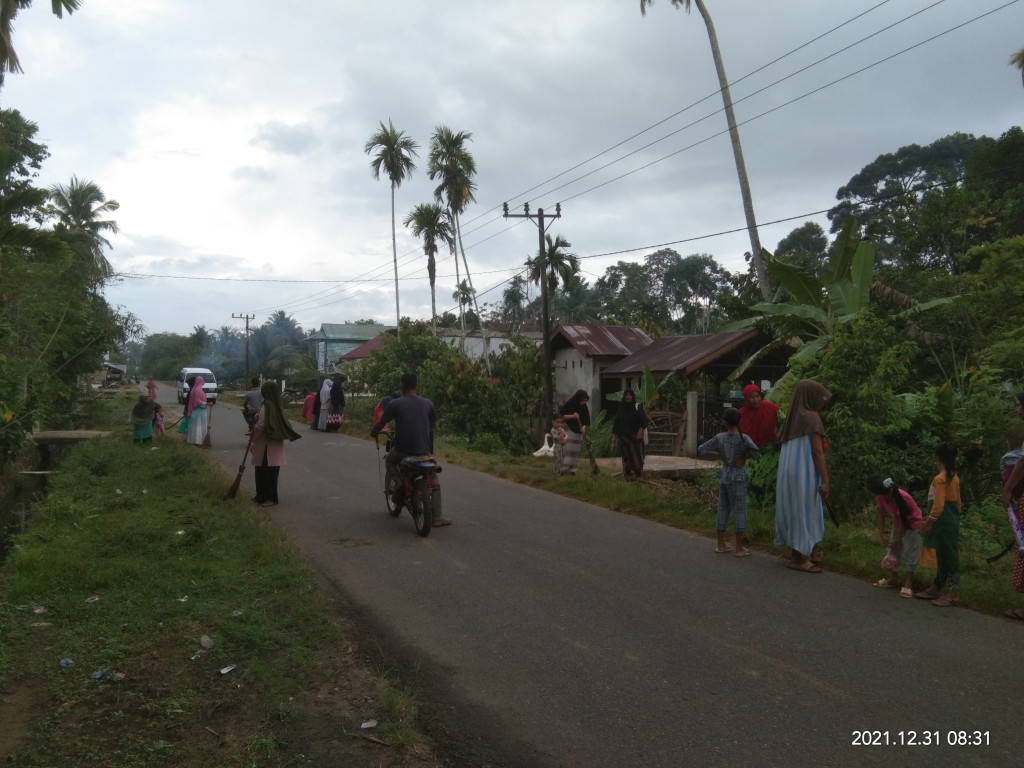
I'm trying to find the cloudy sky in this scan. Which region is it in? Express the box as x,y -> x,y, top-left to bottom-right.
3,0 -> 1021,337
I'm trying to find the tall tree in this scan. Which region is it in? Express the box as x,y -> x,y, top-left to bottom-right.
639,0 -> 771,301
428,126 -> 480,329
48,175 -> 119,284
403,202 -> 454,336
364,119 -> 419,338
0,0 -> 80,86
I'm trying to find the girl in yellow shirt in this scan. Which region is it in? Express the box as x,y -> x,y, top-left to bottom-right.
915,441 -> 962,606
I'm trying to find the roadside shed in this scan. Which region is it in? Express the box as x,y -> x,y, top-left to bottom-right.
549,324 -> 652,411
602,329 -> 789,457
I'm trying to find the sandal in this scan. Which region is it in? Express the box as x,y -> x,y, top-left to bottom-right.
1004,608 -> 1024,621
786,560 -> 822,573
899,587 -> 914,599
914,586 -> 941,600
931,593 -> 960,607
872,579 -> 898,588
734,548 -> 752,558
715,546 -> 733,554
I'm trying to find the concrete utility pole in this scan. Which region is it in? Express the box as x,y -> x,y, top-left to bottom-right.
232,313 -> 255,381
503,202 -> 561,418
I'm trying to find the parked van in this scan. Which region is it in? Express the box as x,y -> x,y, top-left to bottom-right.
176,367 -> 218,404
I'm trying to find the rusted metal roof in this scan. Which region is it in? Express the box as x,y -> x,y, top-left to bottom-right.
602,329 -> 758,376
550,324 -> 652,358
340,335 -> 384,360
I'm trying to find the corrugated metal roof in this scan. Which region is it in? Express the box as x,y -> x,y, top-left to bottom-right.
307,323 -> 394,341
602,329 -> 758,376
550,324 -> 652,358
340,335 -> 384,360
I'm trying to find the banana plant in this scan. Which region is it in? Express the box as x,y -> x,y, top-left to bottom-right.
606,363 -> 675,411
724,216 -> 955,384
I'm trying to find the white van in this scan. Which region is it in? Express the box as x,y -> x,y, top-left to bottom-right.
176,367 -> 218,404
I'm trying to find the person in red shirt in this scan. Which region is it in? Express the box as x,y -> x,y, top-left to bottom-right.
738,384 -> 780,449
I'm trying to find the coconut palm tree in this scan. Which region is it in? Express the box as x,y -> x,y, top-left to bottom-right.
427,126 -> 479,320
403,202 -> 454,336
0,0 -> 80,87
1011,46 -> 1024,88
639,0 -> 771,301
364,119 -> 419,338
48,175 -> 119,285
527,233 -> 579,324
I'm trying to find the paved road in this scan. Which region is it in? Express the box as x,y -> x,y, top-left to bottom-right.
159,385 -> 1023,767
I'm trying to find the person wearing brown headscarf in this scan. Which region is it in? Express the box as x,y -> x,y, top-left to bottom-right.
775,379 -> 832,572
250,380 -> 301,507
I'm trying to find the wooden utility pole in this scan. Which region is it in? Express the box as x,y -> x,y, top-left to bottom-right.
503,202 -> 561,418
232,313 -> 255,381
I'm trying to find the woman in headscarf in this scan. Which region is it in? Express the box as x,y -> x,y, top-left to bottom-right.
611,389 -> 649,480
146,376 -> 158,400
184,376 -> 209,447
775,379 -> 832,572
738,384 -> 780,449
325,376 -> 346,432
558,389 -> 591,477
130,395 -> 157,445
317,376 -> 333,431
251,380 -> 302,507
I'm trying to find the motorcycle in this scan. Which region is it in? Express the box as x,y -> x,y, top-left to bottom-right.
376,435 -> 442,537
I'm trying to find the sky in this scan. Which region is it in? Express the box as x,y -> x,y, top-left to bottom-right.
3,0 -> 1022,338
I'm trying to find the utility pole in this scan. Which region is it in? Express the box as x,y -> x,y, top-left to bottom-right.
232,313 -> 255,382
503,202 -> 561,418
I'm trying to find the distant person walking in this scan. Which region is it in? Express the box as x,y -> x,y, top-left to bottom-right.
325,377 -> 346,432
611,389 -> 649,480
775,379 -> 832,573
317,377 -> 333,431
242,377 -> 262,433
250,380 -> 301,507
146,376 -> 158,400
699,407 -> 759,556
184,376 -> 209,447
559,390 -> 591,477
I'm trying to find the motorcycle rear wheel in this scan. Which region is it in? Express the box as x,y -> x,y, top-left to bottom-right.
411,477 -> 433,537
384,472 -> 401,517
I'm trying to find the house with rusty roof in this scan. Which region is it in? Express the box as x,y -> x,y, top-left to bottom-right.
307,323 -> 395,372
602,328 -> 790,456
549,324 -> 653,410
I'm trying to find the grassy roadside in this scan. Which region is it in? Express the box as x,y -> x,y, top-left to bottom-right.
0,393 -> 441,768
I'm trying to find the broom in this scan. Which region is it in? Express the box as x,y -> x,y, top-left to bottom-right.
224,432 -> 255,500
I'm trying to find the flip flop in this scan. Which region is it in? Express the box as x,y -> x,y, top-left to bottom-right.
873,579 -> 898,588
715,546 -> 733,554
787,561 -> 822,573
1004,608 -> 1024,621
734,549 -> 752,558
899,587 -> 914,599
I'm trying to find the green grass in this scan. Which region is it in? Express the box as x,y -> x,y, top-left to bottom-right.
0,390 -> 439,768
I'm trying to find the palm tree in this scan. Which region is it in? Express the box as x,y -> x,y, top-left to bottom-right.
501,275 -> 528,332
0,0 -> 80,87
48,175 -> 119,285
403,202 -> 454,336
364,119 -> 419,338
639,0 -> 771,301
527,233 -> 579,324
427,126 -> 479,324
1011,46 -> 1024,88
